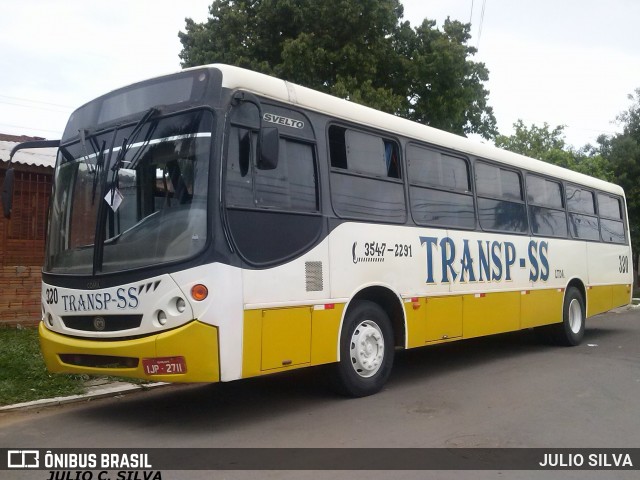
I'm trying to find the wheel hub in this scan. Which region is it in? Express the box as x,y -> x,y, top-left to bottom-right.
350,320 -> 385,378
568,298 -> 582,334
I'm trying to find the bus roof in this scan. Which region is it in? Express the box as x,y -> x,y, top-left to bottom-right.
206,63 -> 623,197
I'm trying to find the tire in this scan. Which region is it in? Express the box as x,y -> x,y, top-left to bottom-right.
333,300 -> 394,397
545,286 -> 585,346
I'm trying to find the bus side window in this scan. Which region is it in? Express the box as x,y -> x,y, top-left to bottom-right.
566,185 -> 599,241
407,144 -> 474,229
329,125 -> 400,179
475,162 -> 527,233
384,140 -> 401,179
526,174 -> 568,238
254,137 -> 317,211
226,126 -> 255,208
328,124 -> 406,223
597,193 -> 625,243
226,126 -> 318,213
329,126 -> 347,169
238,128 -> 252,177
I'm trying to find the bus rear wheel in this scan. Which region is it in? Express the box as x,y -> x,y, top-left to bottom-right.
333,300 -> 394,397
545,286 -> 585,346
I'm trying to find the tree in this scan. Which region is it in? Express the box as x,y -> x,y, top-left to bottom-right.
495,120 -> 613,181
495,120 -> 572,164
598,89 -> 640,270
616,88 -> 640,143
178,0 -> 497,139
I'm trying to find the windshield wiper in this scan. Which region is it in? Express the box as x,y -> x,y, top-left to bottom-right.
91,140 -> 106,205
78,129 -> 107,206
109,107 -> 159,206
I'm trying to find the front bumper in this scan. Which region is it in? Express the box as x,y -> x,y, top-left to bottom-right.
39,320 -> 220,383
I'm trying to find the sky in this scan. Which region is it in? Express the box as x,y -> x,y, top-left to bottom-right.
1,0 -> 639,148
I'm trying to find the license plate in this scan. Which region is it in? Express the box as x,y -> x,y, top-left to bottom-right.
142,356 -> 187,375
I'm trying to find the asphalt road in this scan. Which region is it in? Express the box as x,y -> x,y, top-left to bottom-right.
1,307 -> 639,480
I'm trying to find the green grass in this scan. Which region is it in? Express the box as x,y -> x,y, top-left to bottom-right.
0,326 -> 86,406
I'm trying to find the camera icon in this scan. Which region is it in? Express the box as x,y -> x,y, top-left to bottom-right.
7,450 -> 39,469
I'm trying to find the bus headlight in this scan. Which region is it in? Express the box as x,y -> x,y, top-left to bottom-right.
157,310 -> 168,326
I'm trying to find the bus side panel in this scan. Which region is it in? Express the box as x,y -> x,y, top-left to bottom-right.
310,304 -> 343,365
520,288 -> 564,328
462,291 -> 520,339
585,241 -> 633,316
241,239 -> 331,306
587,285 -> 614,317
612,284 -> 632,308
405,298 -> 427,348
242,303 -> 343,378
405,296 -> 463,347
242,309 -> 263,378
425,296 -> 463,342
261,307 -> 312,370
329,223 -> 450,301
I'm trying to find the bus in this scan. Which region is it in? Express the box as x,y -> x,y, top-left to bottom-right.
3,64 -> 632,397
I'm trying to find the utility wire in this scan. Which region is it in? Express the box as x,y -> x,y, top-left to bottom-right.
0,94 -> 73,109
0,122 -> 62,136
0,99 -> 71,114
477,0 -> 487,50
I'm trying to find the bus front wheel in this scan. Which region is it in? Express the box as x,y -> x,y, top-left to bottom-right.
333,300 -> 394,397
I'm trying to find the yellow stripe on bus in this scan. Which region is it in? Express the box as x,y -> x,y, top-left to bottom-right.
242,283 -> 631,378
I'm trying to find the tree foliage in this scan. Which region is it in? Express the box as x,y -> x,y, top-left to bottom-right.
496,91 -> 640,275
178,0 -> 497,138
495,120 -> 613,181
599,89 -> 640,265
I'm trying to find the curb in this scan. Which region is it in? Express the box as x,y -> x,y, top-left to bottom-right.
0,381 -> 168,412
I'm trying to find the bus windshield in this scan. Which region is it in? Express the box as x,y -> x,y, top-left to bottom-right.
45,110 -> 213,274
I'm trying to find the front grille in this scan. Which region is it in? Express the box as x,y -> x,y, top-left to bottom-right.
59,354 -> 139,369
61,315 -> 143,332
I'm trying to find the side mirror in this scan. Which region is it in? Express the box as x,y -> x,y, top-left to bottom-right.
257,127 -> 279,170
2,168 -> 15,219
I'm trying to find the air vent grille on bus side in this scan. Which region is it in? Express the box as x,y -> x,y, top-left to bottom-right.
305,261 -> 323,292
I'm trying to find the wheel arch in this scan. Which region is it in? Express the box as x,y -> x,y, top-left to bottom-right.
337,284 -> 406,360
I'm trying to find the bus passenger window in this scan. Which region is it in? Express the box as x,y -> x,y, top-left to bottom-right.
328,125 -> 400,179
526,174 -> 568,238
597,193 -> 622,220
226,126 -> 318,213
329,126 -> 348,169
566,185 -> 596,214
597,193 -> 625,243
475,162 -> 527,233
328,125 -> 406,223
566,185 -> 599,240
384,140 -> 401,179
407,144 -> 474,229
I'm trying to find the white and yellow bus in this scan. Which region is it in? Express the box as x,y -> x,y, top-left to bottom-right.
5,65 -> 632,396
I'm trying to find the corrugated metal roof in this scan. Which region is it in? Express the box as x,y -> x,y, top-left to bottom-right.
0,140 -> 56,168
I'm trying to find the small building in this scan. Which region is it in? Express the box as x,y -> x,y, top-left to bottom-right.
0,134 -> 57,326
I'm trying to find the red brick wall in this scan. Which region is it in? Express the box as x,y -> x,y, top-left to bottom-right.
0,266 -> 42,326
1,163 -> 52,326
